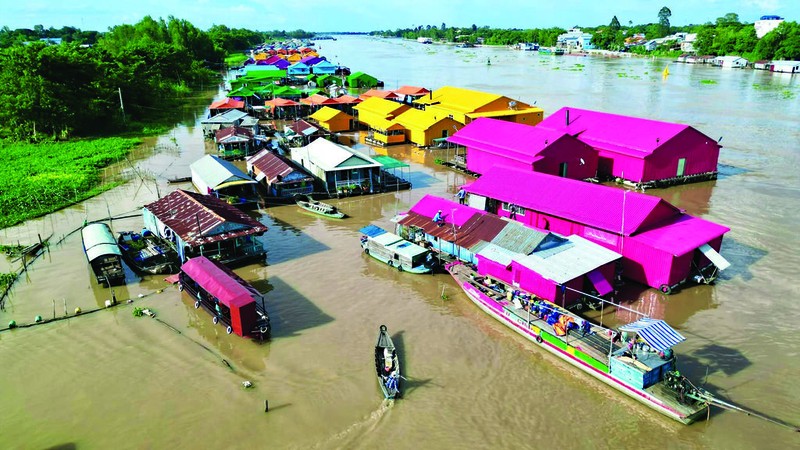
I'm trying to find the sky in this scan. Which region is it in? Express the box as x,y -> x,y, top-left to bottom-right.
0,0 -> 797,32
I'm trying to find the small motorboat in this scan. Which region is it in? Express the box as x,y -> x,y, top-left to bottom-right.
374,324 -> 401,399
117,230 -> 181,275
295,194 -> 345,219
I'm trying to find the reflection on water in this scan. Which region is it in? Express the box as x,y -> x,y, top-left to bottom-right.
1,37 -> 799,448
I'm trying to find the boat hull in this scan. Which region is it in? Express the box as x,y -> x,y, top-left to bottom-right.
375,325 -> 401,399
447,263 -> 706,425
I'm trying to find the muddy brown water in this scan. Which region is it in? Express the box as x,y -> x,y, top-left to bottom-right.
1,37 -> 799,449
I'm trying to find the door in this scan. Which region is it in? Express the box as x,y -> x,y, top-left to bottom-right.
559,162 -> 568,178
677,158 -> 686,177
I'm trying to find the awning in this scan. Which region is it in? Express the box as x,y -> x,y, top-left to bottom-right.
587,268 -> 613,296
216,180 -> 258,190
619,318 -> 685,352
359,224 -> 387,238
698,244 -> 730,271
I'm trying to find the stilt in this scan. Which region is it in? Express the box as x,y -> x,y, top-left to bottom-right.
264,399 -> 269,413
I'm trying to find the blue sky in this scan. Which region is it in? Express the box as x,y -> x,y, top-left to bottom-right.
1,0 -> 796,32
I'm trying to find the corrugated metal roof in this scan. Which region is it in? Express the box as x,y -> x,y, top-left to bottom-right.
333,95 -> 362,105
466,107 -> 544,119
290,139 -> 382,171
354,97 -> 409,119
209,98 -> 244,110
394,86 -> 430,96
393,108 -> 453,131
286,120 -> 319,136
82,223 -> 121,261
448,117 -> 571,160
360,89 -> 402,100
371,155 -> 408,170
300,94 -> 338,106
310,106 -> 351,122
489,221 -> 551,254
214,126 -> 253,142
201,109 -> 249,125
190,155 -> 257,190
414,86 -> 503,113
144,190 -> 267,247
246,149 -> 311,185
465,167 -> 679,235
360,224 -> 387,238
628,214 -> 730,256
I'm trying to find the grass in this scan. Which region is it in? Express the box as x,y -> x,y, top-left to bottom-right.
225,53 -> 249,68
0,138 -> 141,229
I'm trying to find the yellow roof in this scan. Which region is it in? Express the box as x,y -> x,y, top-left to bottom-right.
413,86 -> 504,114
310,106 -> 350,122
393,108 -> 451,130
371,118 -> 405,131
466,107 -> 544,119
354,97 -> 408,119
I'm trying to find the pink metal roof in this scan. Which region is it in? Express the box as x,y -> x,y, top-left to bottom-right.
628,215 -> 729,256
181,256 -> 257,308
408,194 -> 483,227
144,190 -> 267,247
448,117 -> 570,158
210,98 -> 245,110
538,107 -> 691,157
464,167 -> 680,235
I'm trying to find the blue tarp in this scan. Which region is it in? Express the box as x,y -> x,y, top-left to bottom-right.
619,318 -> 685,352
360,224 -> 387,238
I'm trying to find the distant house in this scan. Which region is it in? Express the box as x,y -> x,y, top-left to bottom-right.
310,60 -> 337,75
680,34 -> 697,52
769,60 -> 800,73
754,15 -> 784,39
309,106 -> 354,133
393,85 -> 431,104
353,97 -> 410,145
414,86 -> 543,125
360,89 -> 402,101
713,56 -> 748,68
246,149 -> 315,198
536,107 -> 720,187
447,117 -> 597,179
346,71 -> 383,88
190,155 -> 260,209
393,108 -> 462,147
557,28 -> 595,50
287,61 -> 311,77
290,139 -> 383,195
753,60 -> 770,70
464,167 -> 731,293
209,98 -> 245,117
142,189 -> 267,266
214,126 -> 255,160
201,109 -> 253,137
283,119 -> 325,146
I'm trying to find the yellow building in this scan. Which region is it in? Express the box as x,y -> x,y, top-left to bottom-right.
309,106 -> 354,133
393,108 -> 462,147
414,86 -> 543,125
353,97 -> 410,128
367,118 -> 406,145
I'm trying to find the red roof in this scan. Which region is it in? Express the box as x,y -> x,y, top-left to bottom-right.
265,98 -> 300,109
394,86 -> 430,96
181,256 -> 259,308
300,94 -> 339,106
465,167 -> 680,235
247,149 -> 311,184
360,89 -> 402,101
333,95 -> 362,104
286,119 -> 319,135
214,126 -> 253,141
210,98 -> 245,110
144,190 -> 267,247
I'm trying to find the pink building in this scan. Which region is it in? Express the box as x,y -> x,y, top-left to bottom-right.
464,168 -> 731,293
395,194 -> 621,305
448,117 -> 598,179
537,107 -> 720,187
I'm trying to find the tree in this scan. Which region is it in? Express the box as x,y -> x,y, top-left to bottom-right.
658,6 -> 672,37
610,16 -> 621,33
716,13 -> 741,28
693,26 -> 715,55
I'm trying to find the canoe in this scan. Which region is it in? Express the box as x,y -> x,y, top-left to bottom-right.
375,324 -> 401,399
295,194 -> 345,219
118,230 -> 181,275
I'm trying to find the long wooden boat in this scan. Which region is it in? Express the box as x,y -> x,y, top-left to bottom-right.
446,261 -> 711,424
360,225 -> 432,274
117,231 -> 181,275
375,324 -> 401,399
81,223 -> 125,287
295,194 -> 345,218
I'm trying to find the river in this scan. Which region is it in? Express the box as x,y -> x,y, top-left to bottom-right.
1,36 -> 798,449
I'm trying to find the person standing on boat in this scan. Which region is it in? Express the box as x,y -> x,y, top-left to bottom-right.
456,187 -> 466,205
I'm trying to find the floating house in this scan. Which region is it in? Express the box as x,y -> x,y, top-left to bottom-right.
414,86 -> 544,125
393,85 -> 431,104
310,60 -> 337,75
447,117 -> 597,179
283,119 -> 325,146
142,189 -> 267,266
713,56 -> 748,68
360,89 -> 402,101
190,155 -> 260,209
393,108 -> 462,147
394,195 -> 621,304
769,60 -> 800,73
214,126 -> 255,160
246,149 -> 314,198
346,71 -> 383,88
537,107 -> 721,188
300,94 -> 339,109
354,97 -> 410,145
201,110 -> 253,137
209,98 -> 245,117
309,106 -> 354,132
463,168 -> 731,293
287,61 -> 311,77
291,138 -> 383,196
264,98 -> 301,119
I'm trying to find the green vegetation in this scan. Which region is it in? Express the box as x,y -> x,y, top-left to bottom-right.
1,272 -> 17,292
0,138 -> 141,228
225,53 -> 250,67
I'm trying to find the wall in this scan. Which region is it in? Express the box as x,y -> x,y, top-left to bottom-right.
643,128 -> 720,182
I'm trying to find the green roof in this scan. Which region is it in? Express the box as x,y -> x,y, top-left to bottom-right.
372,155 -> 409,170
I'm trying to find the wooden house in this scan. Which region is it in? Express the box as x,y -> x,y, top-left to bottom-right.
413,86 -> 543,125
537,107 -> 721,187
142,189 -> 267,266
264,98 -> 301,119
463,167 -> 731,293
214,126 -> 255,160
393,107 -> 462,147
447,117 -> 597,179
246,149 -> 315,198
290,139 -> 383,196
309,106 -> 354,132
283,119 -> 325,146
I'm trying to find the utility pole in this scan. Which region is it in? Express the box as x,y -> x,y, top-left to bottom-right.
118,87 -> 126,124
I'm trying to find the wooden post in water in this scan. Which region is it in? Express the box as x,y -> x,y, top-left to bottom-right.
52,299 -> 56,319
264,399 -> 269,413
63,298 -> 67,317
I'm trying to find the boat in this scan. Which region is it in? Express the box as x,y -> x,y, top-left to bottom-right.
554,48 -> 565,56
374,324 -> 400,399
445,261 -> 711,424
178,256 -> 270,339
117,230 -> 181,275
295,194 -> 345,218
359,225 -> 433,274
81,223 -> 125,287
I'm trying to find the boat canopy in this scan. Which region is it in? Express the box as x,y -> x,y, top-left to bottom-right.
360,224 -> 387,238
82,223 -> 121,261
619,318 -> 685,352
181,256 -> 259,308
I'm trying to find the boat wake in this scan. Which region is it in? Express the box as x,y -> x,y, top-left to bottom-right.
309,400 -> 394,449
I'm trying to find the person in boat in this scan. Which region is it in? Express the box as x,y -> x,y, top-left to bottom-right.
383,348 -> 395,374
432,210 -> 444,227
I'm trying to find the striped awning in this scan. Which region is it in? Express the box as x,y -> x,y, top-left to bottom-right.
618,318 -> 685,352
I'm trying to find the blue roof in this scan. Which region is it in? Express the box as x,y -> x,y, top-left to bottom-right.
360,224 -> 387,238
618,318 -> 685,352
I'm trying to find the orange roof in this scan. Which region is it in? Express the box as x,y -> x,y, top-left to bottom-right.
210,98 -> 245,110
334,95 -> 362,104
394,86 -> 430,96
360,89 -> 402,101
300,94 -> 339,106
